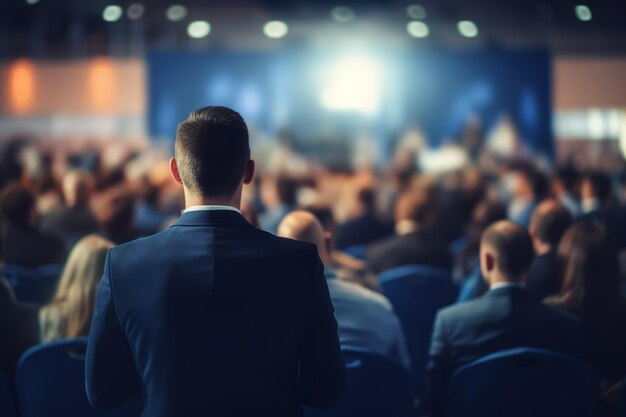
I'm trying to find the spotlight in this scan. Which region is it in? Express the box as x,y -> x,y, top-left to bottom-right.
263,21 -> 288,39
457,20 -> 478,38
407,21 -> 429,38
166,5 -> 187,22
320,56 -> 383,115
406,4 -> 426,20
575,5 -> 592,21
127,4 -> 145,20
331,6 -> 355,23
187,21 -> 211,38
103,5 -> 123,22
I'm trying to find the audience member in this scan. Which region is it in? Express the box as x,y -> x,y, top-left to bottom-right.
334,185 -> 393,250
0,277 -> 38,386
85,106 -> 345,416
39,235 -> 113,343
552,166 -> 581,217
546,223 -> 626,384
504,164 -> 548,228
40,170 -> 99,250
428,221 -> 583,417
366,190 -> 451,274
258,175 -> 297,233
527,200 -> 572,301
278,210 -> 411,369
0,183 -> 65,267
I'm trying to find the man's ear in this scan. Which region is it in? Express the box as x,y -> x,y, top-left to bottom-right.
243,159 -> 255,185
485,252 -> 495,272
169,157 -> 183,185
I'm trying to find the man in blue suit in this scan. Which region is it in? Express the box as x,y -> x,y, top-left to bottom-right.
85,106 -> 345,417
427,221 -> 582,417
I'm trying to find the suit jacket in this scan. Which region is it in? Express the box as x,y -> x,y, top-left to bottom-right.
365,230 -> 452,275
428,286 -> 583,417
334,213 -> 394,250
85,209 -> 345,417
0,277 -> 39,385
526,250 -> 561,302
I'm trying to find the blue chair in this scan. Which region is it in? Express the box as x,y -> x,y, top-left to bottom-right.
16,338 -> 142,417
445,347 -> 602,417
0,370 -> 16,417
2,263 -> 63,305
379,264 -> 458,393
342,245 -> 367,260
305,349 -> 414,417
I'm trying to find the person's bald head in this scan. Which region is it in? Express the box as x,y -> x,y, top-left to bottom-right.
480,220 -> 534,285
529,199 -> 572,252
277,210 -> 330,265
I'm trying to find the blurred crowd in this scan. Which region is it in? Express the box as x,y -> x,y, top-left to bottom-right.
1,133 -> 626,414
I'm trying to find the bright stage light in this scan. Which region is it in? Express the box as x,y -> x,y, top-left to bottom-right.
263,21 -> 288,39
575,5 -> 592,21
457,20 -> 479,38
187,21 -> 211,38
103,5 -> 123,22
407,21 -> 429,38
320,56 -> 383,115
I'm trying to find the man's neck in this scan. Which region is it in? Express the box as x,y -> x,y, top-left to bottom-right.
184,194 -> 241,211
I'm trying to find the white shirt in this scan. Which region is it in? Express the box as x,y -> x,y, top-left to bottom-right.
182,205 -> 241,214
490,282 -> 525,291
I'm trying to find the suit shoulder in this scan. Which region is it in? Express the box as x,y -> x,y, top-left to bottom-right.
436,297 -> 488,322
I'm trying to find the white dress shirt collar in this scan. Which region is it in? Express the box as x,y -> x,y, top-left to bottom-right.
490,282 -> 525,291
182,205 -> 241,214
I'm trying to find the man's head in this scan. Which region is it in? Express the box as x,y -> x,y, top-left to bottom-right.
171,106 -> 254,203
480,220 -> 534,286
394,190 -> 434,226
0,183 -> 36,227
529,200 -> 572,254
62,170 -> 95,208
277,210 -> 331,266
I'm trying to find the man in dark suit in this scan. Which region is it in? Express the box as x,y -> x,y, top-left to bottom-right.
365,190 -> 451,275
427,221 -> 582,417
527,200 -> 572,301
86,106 -> 345,417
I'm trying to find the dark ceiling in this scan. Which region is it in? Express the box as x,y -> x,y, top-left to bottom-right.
2,0 -> 626,59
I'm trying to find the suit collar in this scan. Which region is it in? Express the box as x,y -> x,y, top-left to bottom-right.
171,209 -> 251,227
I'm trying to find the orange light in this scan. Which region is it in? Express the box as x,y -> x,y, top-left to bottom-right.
87,58 -> 118,111
8,59 -> 36,115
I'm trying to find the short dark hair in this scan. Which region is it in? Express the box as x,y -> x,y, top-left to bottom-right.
583,171 -> 612,202
175,106 -> 250,197
531,201 -> 572,247
0,183 -> 35,227
481,220 -> 534,279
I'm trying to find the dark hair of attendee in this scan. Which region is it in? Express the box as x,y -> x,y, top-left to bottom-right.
394,190 -> 434,225
553,223 -> 622,313
357,187 -> 377,212
510,163 -> 548,200
276,176 -> 298,206
481,221 -> 534,279
0,183 -> 35,228
464,199 -> 508,258
555,166 -> 580,194
583,171 -> 612,203
175,106 -> 250,197
532,203 -> 572,247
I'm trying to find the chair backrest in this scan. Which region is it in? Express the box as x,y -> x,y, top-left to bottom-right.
304,349 -> 414,417
0,370 -> 16,417
16,338 -> 142,417
379,264 -> 458,392
446,347 -> 602,417
2,263 -> 63,305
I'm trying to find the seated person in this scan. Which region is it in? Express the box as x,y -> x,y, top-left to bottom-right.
527,200 -> 572,301
278,210 -> 411,369
546,223 -> 626,385
39,235 -> 114,342
428,221 -> 583,417
0,276 -> 38,386
365,190 -> 451,275
0,183 -> 65,268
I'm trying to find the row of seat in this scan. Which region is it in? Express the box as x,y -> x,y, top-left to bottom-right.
1,338 -> 621,417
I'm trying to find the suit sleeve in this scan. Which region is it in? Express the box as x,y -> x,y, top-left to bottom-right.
427,312 -> 454,417
85,249 -> 140,409
297,250 -> 346,409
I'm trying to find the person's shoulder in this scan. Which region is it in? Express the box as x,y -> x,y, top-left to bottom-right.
331,279 -> 394,309
436,296 -> 489,324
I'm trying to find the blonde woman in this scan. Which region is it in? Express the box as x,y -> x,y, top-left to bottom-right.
39,235 -> 114,343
